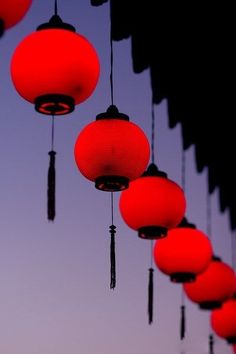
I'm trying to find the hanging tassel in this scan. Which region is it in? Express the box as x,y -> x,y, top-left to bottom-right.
180,305 -> 186,340
47,150 -> 56,221
209,334 -> 214,354
109,224 -> 116,289
148,267 -> 154,324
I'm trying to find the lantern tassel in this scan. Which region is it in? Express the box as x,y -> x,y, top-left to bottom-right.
180,305 -> 186,340
47,150 -> 56,221
209,334 -> 214,354
109,224 -> 116,289
148,267 -> 154,324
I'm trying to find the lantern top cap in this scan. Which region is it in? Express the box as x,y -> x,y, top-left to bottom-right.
178,217 -> 196,229
37,14 -> 76,32
142,163 -> 168,178
96,105 -> 129,121
212,255 -> 222,262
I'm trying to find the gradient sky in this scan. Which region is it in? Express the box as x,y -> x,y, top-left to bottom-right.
0,1 -> 235,353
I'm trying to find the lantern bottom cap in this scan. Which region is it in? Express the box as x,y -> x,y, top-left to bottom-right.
35,94 -> 75,115
226,337 -> 236,344
0,19 -> 4,37
198,301 -> 222,310
95,175 -> 129,192
138,226 -> 167,239
170,272 -> 196,283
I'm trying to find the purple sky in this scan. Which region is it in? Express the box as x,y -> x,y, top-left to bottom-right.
0,1 -> 234,353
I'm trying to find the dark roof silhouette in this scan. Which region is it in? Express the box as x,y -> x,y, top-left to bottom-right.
91,0 -> 236,230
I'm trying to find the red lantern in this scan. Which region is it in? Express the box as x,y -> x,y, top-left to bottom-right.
233,344 -> 236,354
119,163 -> 186,239
0,0 -> 32,36
11,11 -> 100,115
183,256 -> 235,310
211,297 -> 236,344
74,105 -> 150,192
153,218 -> 213,282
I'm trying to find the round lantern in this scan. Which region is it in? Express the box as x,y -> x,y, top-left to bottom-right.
119,163 -> 186,239
183,256 -> 235,310
11,12 -> 100,115
74,105 -> 150,192
211,296 -> 236,344
153,218 -> 213,282
0,0 -> 32,36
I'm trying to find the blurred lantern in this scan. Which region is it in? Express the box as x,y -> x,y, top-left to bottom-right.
211,296 -> 236,344
183,256 -> 235,310
10,1 -> 100,221
233,344 -> 236,354
153,217 -> 213,282
74,104 -> 150,192
119,163 -> 186,239
0,0 -> 32,37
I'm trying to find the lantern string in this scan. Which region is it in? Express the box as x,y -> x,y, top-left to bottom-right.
54,0 -> 58,16
151,98 -> 155,164
206,189 -> 212,240
181,148 -> 186,193
148,239 -> 154,324
209,333 -> 214,354
109,0 -> 114,105
109,191 -> 116,289
51,114 -> 55,151
180,289 -> 186,340
47,114 -> 56,221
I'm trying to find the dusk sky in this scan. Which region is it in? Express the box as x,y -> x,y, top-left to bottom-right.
0,1 -> 235,353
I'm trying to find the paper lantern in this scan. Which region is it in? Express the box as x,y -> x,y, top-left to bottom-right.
211,297 -> 236,344
0,0 -> 32,36
153,218 -> 213,282
74,105 -> 150,192
119,163 -> 186,239
11,11 -> 100,115
183,256 -> 235,310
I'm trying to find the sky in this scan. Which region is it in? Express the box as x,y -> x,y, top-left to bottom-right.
0,1 -> 235,353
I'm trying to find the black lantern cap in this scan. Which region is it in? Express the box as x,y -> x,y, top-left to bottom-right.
96,105 -> 129,121
0,18 -> 4,37
35,94 -> 75,115
37,14 -> 76,32
177,217 -> 196,229
142,163 -> 168,178
138,226 -> 167,240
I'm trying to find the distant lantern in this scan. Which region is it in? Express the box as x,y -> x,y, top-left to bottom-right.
211,296 -> 236,344
74,105 -> 150,192
153,218 -> 213,282
0,0 -> 32,37
10,10 -> 100,115
183,256 -> 235,310
119,163 -> 186,239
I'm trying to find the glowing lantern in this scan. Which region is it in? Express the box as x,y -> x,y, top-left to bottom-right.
183,256 -> 235,310
11,9 -> 100,115
211,296 -> 236,344
153,218 -> 213,282
0,0 -> 32,36
119,163 -> 186,239
74,105 -> 150,192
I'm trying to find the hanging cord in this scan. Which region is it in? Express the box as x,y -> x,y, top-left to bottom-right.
209,333 -> 214,354
180,148 -> 186,341
54,0 -> 58,15
109,0 -> 114,105
147,97 -> 155,324
206,189 -> 212,240
47,115 -> 56,221
151,98 -> 155,164
180,288 -> 186,340
148,240 -> 154,324
109,191 -> 116,289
